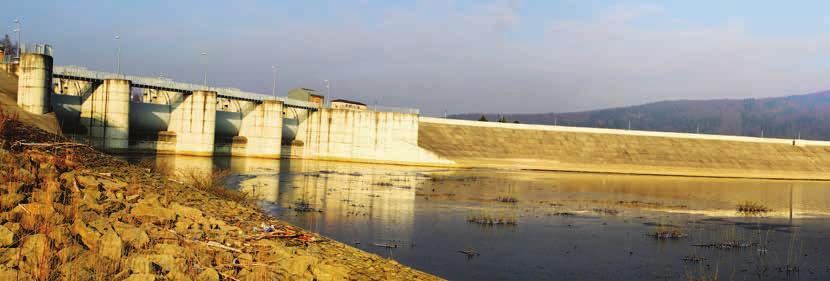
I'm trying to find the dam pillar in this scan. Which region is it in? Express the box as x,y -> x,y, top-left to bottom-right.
17,53 -> 53,114
80,79 -> 131,152
231,99 -> 283,158
165,90 -> 217,156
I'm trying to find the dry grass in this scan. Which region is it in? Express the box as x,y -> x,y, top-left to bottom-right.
181,168 -> 251,204
466,215 -> 518,226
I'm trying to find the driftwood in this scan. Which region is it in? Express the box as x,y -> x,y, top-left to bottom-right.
12,141 -> 88,147
371,243 -> 398,248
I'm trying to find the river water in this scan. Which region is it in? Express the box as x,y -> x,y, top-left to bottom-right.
126,155 -> 830,281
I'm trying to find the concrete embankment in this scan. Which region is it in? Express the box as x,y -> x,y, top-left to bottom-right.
418,117 -> 830,180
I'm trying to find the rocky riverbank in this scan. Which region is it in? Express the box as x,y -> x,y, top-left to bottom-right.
0,117 -> 441,280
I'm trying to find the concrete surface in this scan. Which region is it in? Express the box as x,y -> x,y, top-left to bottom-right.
418,117 -> 830,180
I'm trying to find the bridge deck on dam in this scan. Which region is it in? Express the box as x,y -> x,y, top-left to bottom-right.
418,117 -> 830,180
53,66 -> 319,109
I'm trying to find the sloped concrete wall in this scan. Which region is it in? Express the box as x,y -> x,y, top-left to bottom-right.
293,109 -> 452,166
418,117 -> 830,180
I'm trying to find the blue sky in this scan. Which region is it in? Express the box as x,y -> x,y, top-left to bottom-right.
5,1 -> 830,115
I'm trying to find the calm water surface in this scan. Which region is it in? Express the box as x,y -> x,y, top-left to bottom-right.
128,155 -> 830,281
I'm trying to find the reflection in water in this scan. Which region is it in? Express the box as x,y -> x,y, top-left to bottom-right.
128,154 -> 830,281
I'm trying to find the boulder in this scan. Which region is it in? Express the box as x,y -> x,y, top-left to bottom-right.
196,268 -> 220,281
171,203 -> 204,220
98,230 -> 123,262
0,225 -> 13,246
0,268 -> 34,281
19,234 -> 49,279
70,220 -> 101,250
126,255 -> 153,274
76,175 -> 102,190
166,270 -> 193,281
124,274 -> 157,281
130,197 -> 176,225
113,221 -> 150,250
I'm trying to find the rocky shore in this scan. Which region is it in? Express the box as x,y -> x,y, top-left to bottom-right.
0,117 -> 441,280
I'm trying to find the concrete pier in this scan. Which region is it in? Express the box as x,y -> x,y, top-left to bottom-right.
80,79 -> 131,152
165,90 -> 217,156
232,99 -> 284,158
17,53 -> 53,114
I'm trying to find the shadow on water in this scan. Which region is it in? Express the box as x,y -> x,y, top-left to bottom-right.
124,154 -> 830,281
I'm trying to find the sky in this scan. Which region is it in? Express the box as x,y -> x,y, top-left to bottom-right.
5,0 -> 830,116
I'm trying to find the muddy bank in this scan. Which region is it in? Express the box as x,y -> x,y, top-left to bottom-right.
0,119 -> 440,280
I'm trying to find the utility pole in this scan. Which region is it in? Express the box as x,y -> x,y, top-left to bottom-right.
13,18 -> 20,58
696,122 -> 700,134
324,79 -> 331,98
115,35 -> 121,74
628,119 -> 631,130
271,65 -> 277,97
201,52 -> 208,88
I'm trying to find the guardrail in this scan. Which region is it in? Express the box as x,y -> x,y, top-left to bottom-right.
53,65 -> 320,109
368,105 -> 420,115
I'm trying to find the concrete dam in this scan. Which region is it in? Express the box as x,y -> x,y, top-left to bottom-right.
12,51 -> 830,180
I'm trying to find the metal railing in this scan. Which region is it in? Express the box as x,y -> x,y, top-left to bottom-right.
53,65 -> 320,109
369,105 -> 420,115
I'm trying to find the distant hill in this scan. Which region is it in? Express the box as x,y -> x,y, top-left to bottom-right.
450,90 -> 830,140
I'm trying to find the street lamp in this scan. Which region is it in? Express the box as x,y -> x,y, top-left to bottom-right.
323,79 -> 331,98
115,34 -> 121,74
13,18 -> 20,58
271,65 -> 277,97
201,51 -> 208,88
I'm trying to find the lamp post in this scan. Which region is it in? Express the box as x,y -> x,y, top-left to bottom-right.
201,51 -> 208,88
13,18 -> 20,58
271,65 -> 277,97
324,79 -> 331,98
115,34 -> 121,74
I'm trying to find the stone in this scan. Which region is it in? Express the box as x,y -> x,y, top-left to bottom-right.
148,254 -> 177,273
124,274 -> 157,281
19,234 -> 49,279
171,203 -> 204,220
76,175 -> 102,190
113,221 -> 150,250
166,270 -> 193,281
0,225 -> 13,246
0,247 -> 20,268
98,230 -> 123,262
285,256 -> 318,277
130,197 -> 176,225
196,268 -> 220,281
56,244 -> 84,263
312,264 -> 351,281
0,268 -> 34,281
71,220 -> 101,250
0,193 -> 25,210
126,255 -> 153,274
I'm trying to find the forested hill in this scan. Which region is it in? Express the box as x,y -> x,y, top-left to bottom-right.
450,90 -> 830,140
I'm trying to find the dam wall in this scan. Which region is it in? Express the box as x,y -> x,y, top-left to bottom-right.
418,117 -> 830,180
289,109 -> 452,166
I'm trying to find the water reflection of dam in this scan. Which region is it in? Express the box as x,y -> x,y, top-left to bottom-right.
146,155 -> 421,239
